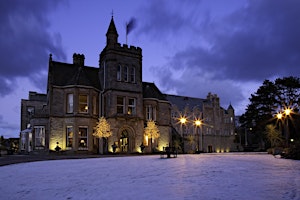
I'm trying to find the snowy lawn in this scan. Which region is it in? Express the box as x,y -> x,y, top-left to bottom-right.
0,153 -> 299,200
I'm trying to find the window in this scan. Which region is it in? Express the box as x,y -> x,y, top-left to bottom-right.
93,96 -> 97,115
130,67 -> 135,83
34,126 -> 45,148
146,105 -> 156,121
21,133 -> 26,150
67,93 -> 73,113
124,66 -> 128,82
66,126 -> 73,148
27,107 -> 34,116
79,94 -> 88,113
117,65 -> 121,81
117,96 -> 125,114
128,98 -> 136,115
78,127 -> 88,150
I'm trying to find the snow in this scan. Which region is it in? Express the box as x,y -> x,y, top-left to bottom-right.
0,153 -> 299,200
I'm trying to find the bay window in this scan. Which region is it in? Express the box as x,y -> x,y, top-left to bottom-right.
79,94 -> 88,113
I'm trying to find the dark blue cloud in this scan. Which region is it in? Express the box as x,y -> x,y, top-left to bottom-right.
0,0 -> 67,96
137,0 -> 300,113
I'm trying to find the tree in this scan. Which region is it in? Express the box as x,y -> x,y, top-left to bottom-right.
93,117 -> 112,153
144,120 -> 160,152
240,76 -> 300,149
264,124 -> 283,148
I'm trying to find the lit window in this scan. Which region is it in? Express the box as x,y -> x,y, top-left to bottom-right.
66,126 -> 73,148
128,98 -> 136,115
130,67 -> 135,83
78,127 -> 88,150
117,96 -> 125,114
67,93 -> 73,113
117,65 -> 121,81
34,126 -> 45,148
79,94 -> 88,113
124,66 -> 128,82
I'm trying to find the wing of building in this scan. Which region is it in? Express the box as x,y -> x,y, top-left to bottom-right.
20,17 -> 238,154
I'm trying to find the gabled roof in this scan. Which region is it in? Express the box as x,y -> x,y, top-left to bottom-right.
165,94 -> 205,111
49,61 -> 101,90
142,82 -> 167,100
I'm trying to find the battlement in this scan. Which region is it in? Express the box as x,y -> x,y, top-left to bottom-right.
115,43 -> 142,54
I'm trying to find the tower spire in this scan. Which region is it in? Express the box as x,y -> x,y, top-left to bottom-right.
106,15 -> 118,47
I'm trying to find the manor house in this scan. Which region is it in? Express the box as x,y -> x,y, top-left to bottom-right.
20,17 -> 237,154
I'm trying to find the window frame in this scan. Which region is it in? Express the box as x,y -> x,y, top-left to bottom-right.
78,126 -> 88,150
117,96 -> 125,114
79,94 -> 88,113
128,98 -> 136,115
130,67 -> 135,83
66,93 -> 74,113
66,126 -> 73,149
117,65 -> 122,81
124,66 -> 128,82
34,126 -> 45,149
146,105 -> 156,121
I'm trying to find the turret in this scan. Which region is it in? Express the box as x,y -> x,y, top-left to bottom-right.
106,17 -> 118,47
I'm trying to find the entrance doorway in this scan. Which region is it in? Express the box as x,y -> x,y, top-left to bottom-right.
120,130 -> 129,152
208,145 -> 213,153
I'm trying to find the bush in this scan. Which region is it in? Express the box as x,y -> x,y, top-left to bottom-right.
285,141 -> 300,160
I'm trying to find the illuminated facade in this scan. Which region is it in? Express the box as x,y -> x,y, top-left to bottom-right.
20,17 -> 237,154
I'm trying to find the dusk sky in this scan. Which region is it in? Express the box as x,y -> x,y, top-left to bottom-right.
1,0 -> 300,138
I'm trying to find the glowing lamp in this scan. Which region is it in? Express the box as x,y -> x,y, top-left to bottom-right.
180,117 -> 187,124
284,108 -> 291,116
276,113 -> 283,120
195,120 -> 201,126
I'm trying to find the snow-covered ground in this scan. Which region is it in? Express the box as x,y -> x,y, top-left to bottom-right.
0,153 -> 299,200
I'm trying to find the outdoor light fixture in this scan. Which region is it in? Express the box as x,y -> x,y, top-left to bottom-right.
195,120 -> 201,126
284,108 -> 291,116
180,117 -> 187,124
276,112 -> 283,120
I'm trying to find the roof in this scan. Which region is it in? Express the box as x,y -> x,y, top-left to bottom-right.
49,61 -> 101,90
142,82 -> 167,100
106,17 -> 118,37
165,94 -> 206,111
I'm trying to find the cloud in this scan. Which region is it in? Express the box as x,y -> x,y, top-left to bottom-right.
138,0 -> 300,113
196,0 -> 300,81
137,0 -> 202,42
0,0 -> 67,96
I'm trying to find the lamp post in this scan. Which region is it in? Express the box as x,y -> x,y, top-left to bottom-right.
284,108 -> 291,147
276,107 -> 292,147
180,116 -> 187,153
195,119 -> 202,153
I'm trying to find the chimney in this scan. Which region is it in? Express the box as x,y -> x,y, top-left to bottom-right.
73,53 -> 85,66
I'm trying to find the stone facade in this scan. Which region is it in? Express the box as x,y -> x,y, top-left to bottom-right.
167,93 -> 236,153
20,17 -> 237,154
